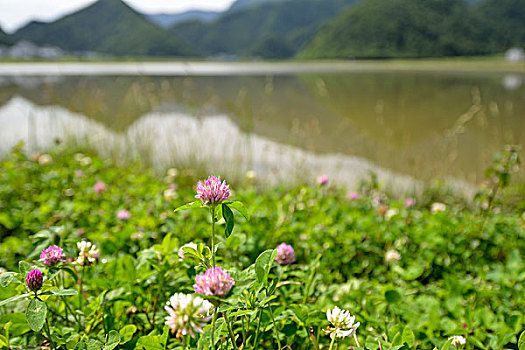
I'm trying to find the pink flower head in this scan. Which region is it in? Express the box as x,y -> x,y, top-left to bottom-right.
317,175 -> 329,186
193,266 -> 234,297
195,175 -> 230,205
26,269 -> 43,291
347,191 -> 359,200
275,243 -> 295,265
93,181 -> 106,194
39,245 -> 65,266
75,170 -> 84,178
404,197 -> 415,207
117,209 -> 131,220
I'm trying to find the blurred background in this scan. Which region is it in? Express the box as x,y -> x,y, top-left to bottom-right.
0,0 -> 524,191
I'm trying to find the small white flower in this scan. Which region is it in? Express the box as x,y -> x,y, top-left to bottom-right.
74,153 -> 85,162
385,249 -> 401,263
385,208 -> 399,220
80,156 -> 92,166
178,242 -> 198,261
449,335 -> 466,347
245,170 -> 257,181
76,241 -> 99,266
167,168 -> 179,178
38,154 -> 52,165
163,188 -> 177,201
325,306 -> 360,339
431,202 -> 447,213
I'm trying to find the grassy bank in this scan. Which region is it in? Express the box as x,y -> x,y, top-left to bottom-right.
0,146 -> 524,349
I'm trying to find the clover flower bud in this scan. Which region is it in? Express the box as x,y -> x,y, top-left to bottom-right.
26,269 -> 43,292
93,181 -> 106,194
317,175 -> 328,186
275,242 -> 295,265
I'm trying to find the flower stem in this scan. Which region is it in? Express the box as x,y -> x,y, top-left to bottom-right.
268,305 -> 282,350
253,308 -> 263,350
222,312 -> 238,350
210,206 -> 216,267
328,335 -> 336,350
241,314 -> 247,349
211,306 -> 218,350
45,318 -> 55,350
354,334 -> 360,348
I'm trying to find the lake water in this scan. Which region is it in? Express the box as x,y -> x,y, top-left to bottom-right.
0,62 -> 523,192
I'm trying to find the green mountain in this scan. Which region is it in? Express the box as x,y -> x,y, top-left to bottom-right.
172,0 -> 359,58
228,0 -> 289,12
300,0 -> 525,59
146,10 -> 220,28
0,27 -> 12,46
13,0 -> 192,56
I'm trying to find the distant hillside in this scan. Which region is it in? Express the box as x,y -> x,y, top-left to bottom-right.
471,0 -> 525,53
300,0 -> 525,59
0,27 -> 12,46
14,0 -> 192,56
229,0 -> 289,12
172,0 -> 359,58
146,10 -> 220,28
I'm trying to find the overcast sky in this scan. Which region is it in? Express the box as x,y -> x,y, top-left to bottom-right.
0,0 -> 237,33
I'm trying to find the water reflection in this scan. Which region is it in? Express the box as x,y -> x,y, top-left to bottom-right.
0,71 -> 523,186
0,96 -> 428,194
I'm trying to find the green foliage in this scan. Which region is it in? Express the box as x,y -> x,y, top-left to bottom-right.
171,0 -> 358,58
0,147 -> 524,349
0,27 -> 12,46
13,0 -> 192,57
26,297 -> 47,332
300,0 -> 525,59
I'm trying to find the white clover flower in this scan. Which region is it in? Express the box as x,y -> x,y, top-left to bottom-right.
165,293 -> 212,338
431,202 -> 447,213
74,153 -> 85,162
178,242 -> 198,261
38,154 -> 52,165
245,170 -> 257,181
449,335 -> 466,347
163,188 -> 177,201
325,306 -> 360,340
76,241 -> 99,266
385,208 -> 399,220
167,168 -> 179,178
385,249 -> 402,263
80,156 -> 92,166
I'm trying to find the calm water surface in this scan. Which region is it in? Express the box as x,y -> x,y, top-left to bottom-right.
0,63 -> 523,189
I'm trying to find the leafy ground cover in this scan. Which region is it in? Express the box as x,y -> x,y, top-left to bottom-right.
0,144 -> 524,350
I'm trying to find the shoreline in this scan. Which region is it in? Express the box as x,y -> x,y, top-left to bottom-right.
0,59 -> 524,76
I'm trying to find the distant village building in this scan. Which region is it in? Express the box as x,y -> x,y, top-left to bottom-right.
505,47 -> 525,62
0,40 -> 65,59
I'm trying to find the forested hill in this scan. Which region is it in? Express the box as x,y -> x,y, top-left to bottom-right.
13,0 -> 192,57
299,0 -> 525,59
171,0 -> 359,59
0,27 -> 12,46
